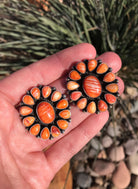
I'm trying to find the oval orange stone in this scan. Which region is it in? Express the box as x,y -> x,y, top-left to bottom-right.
103,72 -> 115,82
30,124 -> 40,136
70,91 -> 82,101
57,120 -> 68,130
76,62 -> 86,73
37,102 -> 55,124
51,126 -> 60,137
51,91 -> 62,102
23,116 -> 35,127
88,59 -> 97,71
87,101 -> 96,113
57,99 -> 68,109
83,76 -> 102,98
105,94 -> 116,104
22,95 -> 34,105
19,106 -> 33,116
97,63 -> 108,74
59,110 -> 71,119
67,81 -> 79,91
31,87 -> 40,99
106,83 -> 118,93
69,70 -> 81,80
98,100 -> 108,112
77,98 -> 87,109
41,127 -> 50,139
42,86 -> 51,98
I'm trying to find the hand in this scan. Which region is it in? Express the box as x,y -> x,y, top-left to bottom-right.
0,43 -> 124,189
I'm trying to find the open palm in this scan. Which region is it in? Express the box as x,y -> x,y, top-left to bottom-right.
0,44 -> 124,189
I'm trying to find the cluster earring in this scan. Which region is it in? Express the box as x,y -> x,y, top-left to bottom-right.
66,59 -> 119,114
18,86 -> 71,139
17,59 -> 119,140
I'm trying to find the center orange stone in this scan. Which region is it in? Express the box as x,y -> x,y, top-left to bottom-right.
83,76 -> 102,98
37,102 -> 55,124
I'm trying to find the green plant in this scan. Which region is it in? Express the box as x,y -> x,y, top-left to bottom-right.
0,0 -> 137,79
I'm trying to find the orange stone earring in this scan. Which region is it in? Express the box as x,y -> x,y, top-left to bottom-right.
67,59 -> 119,114
18,86 -> 71,139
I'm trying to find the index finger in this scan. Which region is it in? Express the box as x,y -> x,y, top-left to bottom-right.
0,43 -> 96,105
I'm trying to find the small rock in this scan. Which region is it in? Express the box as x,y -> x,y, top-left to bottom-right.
107,125 -> 120,137
102,135 -> 113,148
93,159 -> 115,176
112,161 -> 131,189
109,146 -> 125,162
89,170 -> 99,177
85,165 -> 99,177
127,86 -> 138,98
124,139 -> 138,155
96,131 -> 102,137
95,177 -> 103,186
128,153 -> 138,175
76,163 -> 85,173
90,138 -> 103,150
88,149 -> 97,158
86,165 -> 99,177
73,151 -> 87,161
104,182 -> 110,188
130,101 -> 138,113
76,173 -> 92,188
97,150 -> 107,159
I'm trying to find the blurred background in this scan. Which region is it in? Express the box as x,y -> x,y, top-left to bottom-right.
0,0 -> 138,188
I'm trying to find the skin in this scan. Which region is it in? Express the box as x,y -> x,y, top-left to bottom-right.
0,43 -> 124,189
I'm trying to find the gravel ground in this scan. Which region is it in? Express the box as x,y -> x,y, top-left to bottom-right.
72,86 -> 138,189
